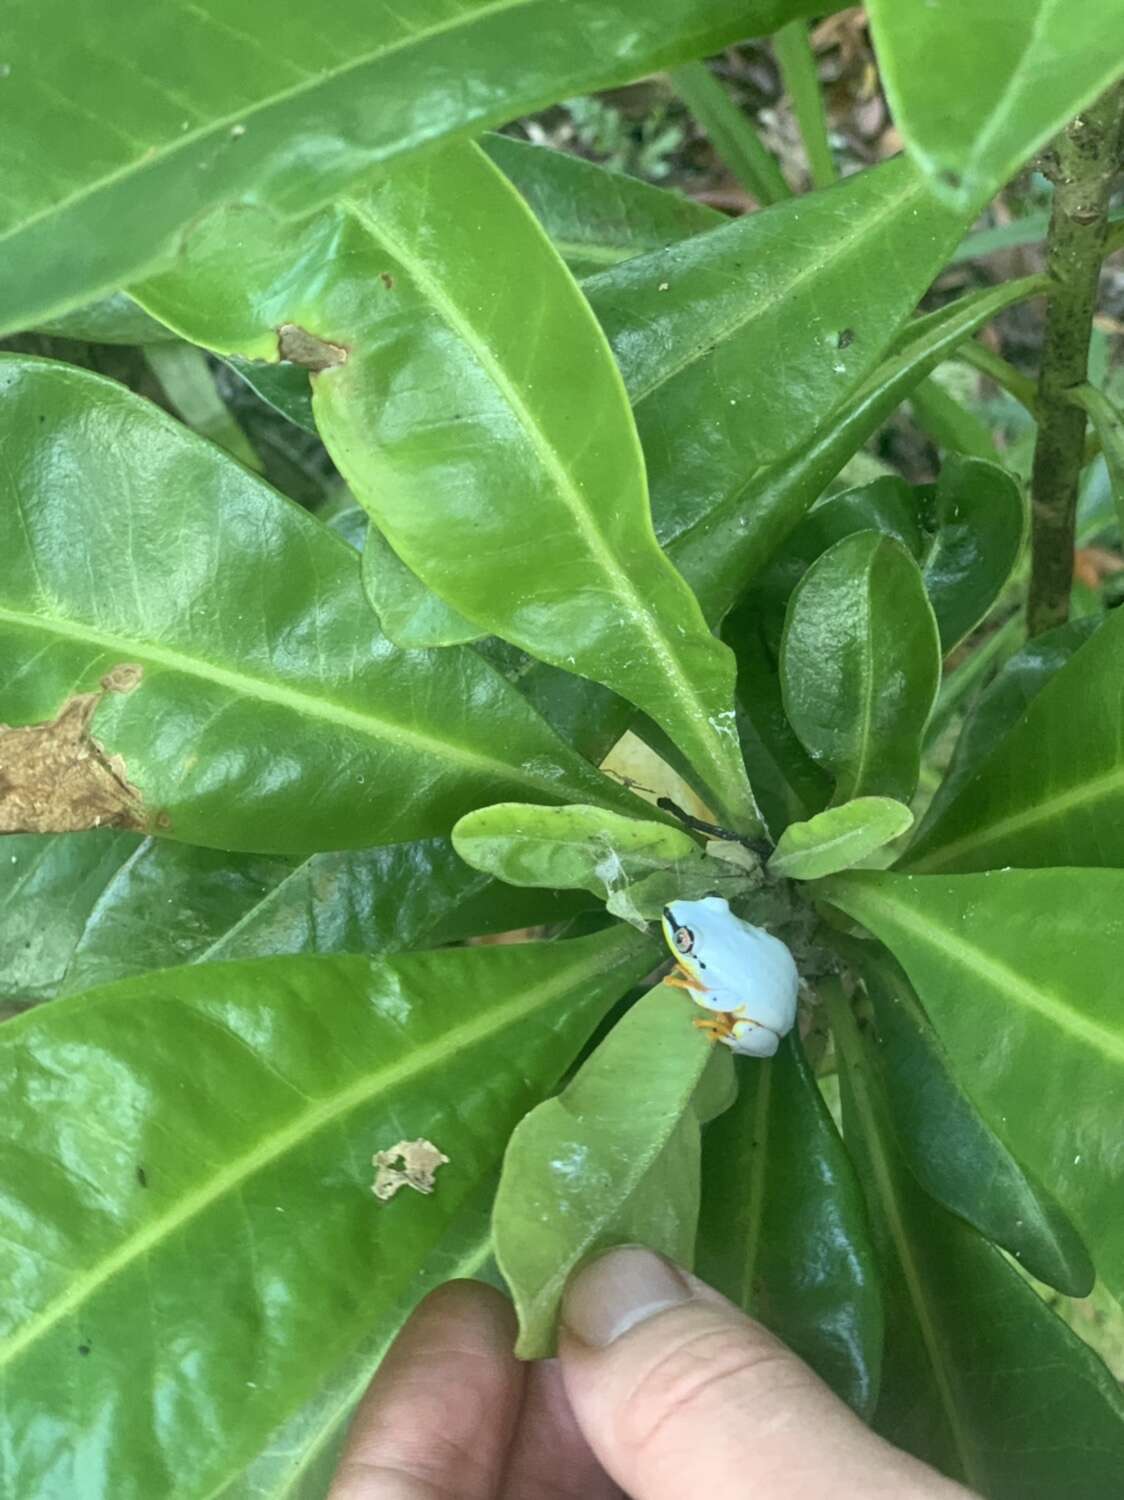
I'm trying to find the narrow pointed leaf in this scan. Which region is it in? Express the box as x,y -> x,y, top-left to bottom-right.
780,533 -> 941,803
828,980 -> 1124,1496
0,357 -> 634,854
769,797 -> 913,880
867,0 -> 1124,212
846,939 -> 1093,1296
0,0 -> 824,333
138,141 -> 754,828
494,982 -> 732,1356
914,618 -> 1098,842
696,1035 -> 883,1416
1071,384 -> 1124,536
922,455 -> 1026,651
452,803 -> 699,899
906,604 -> 1124,872
823,869 -> 1124,1304
0,926 -> 655,1498
481,134 -> 726,274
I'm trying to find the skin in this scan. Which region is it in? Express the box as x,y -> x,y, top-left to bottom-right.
328,1251 -> 975,1500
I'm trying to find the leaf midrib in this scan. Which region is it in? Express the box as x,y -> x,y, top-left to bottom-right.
0,940 -> 625,1372
0,0 -> 536,246
0,600 -> 569,800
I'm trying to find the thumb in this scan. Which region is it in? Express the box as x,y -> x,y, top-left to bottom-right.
558,1248 -> 970,1500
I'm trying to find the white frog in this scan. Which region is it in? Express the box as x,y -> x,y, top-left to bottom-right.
660,895 -> 799,1058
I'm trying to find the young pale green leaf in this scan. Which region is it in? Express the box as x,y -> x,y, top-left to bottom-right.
0,0 -> 823,334
0,357 -> 637,855
0,832 -> 142,1006
915,618 -> 1098,841
481,134 -> 726,275
361,525 -> 483,649
452,803 -> 699,901
768,797 -> 913,880
823,870 -> 1124,1306
138,141 -> 755,830
866,0 -> 1124,212
696,1036 -> 883,1416
1071,384 -> 1124,536
0,925 -> 655,1498
845,941 -> 1093,1296
905,603 -> 1124,872
494,983 -> 734,1357
827,980 -> 1124,1494
780,533 -> 941,803
55,834 -> 589,996
922,455 -> 1026,651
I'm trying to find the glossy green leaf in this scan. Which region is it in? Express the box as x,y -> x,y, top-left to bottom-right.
0,0 -> 823,333
907,376 -> 997,463
905,603 -> 1124,872
916,618 -> 1098,840
1072,383 -> 1124,536
145,342 -> 263,471
780,533 -> 941,803
0,925 -> 654,1497
867,0 -> 1124,211
827,979 -> 1124,1496
33,292 -> 174,346
696,1035 -> 882,1416
224,358 -> 316,433
0,832 -> 141,1006
138,141 -> 754,830
923,455 -> 1026,651
481,133 -> 726,274
847,940 -> 1093,1295
769,797 -> 913,880
669,60 -> 791,205
824,869 -> 1124,1304
0,356 -> 636,854
452,802 -> 699,901
360,524 -> 483,649
494,981 -> 732,1356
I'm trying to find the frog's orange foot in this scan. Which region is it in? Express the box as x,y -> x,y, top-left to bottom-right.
692,1011 -> 737,1043
664,962 -> 708,994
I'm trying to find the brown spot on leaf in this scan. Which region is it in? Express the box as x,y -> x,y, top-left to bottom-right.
371,1139 -> 449,1201
277,323 -> 348,372
0,668 -> 145,834
379,271 -> 395,291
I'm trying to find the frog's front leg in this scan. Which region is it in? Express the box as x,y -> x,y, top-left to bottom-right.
663,961 -> 709,994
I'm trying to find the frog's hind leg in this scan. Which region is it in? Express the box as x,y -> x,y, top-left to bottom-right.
692,1010 -> 738,1043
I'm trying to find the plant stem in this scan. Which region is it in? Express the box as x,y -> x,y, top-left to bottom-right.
773,21 -> 836,190
669,61 -> 791,206
1026,84 -> 1124,636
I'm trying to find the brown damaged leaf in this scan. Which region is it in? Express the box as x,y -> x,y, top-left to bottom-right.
0,667 -> 145,834
371,1139 -> 450,1202
277,323 -> 348,372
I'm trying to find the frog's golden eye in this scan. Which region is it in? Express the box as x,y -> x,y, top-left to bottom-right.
673,925 -> 695,955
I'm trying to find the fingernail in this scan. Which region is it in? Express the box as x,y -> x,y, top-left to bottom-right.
563,1247 -> 691,1347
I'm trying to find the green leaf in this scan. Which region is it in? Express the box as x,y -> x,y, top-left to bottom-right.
493,981 -> 732,1356
915,617 -> 1098,841
826,978 -> 1124,1495
145,342 -> 263,471
769,797 -> 913,880
780,533 -> 941,803
922,455 -> 1026,651
668,60 -> 791,206
224,357 -> 316,433
0,925 -> 654,1497
481,133 -> 725,274
845,939 -> 1093,1296
33,292 -> 174,346
0,356 -> 635,854
823,869 -> 1124,1305
696,1035 -> 883,1416
138,141 -> 754,830
907,376 -> 998,463
453,802 -> 699,901
0,0 -> 822,334
867,0 -> 1124,211
0,832 -> 141,1006
360,524 -> 483,649
905,603 -> 1124,872
1071,383 -> 1124,536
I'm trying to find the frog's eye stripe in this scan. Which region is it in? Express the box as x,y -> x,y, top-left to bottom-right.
673,925 -> 695,955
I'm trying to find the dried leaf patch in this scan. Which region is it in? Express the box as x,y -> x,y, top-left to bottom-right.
371,1139 -> 450,1202
0,667 -> 145,834
277,323 -> 348,372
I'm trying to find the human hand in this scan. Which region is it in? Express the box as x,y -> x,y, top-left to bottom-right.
328,1247 -> 974,1499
